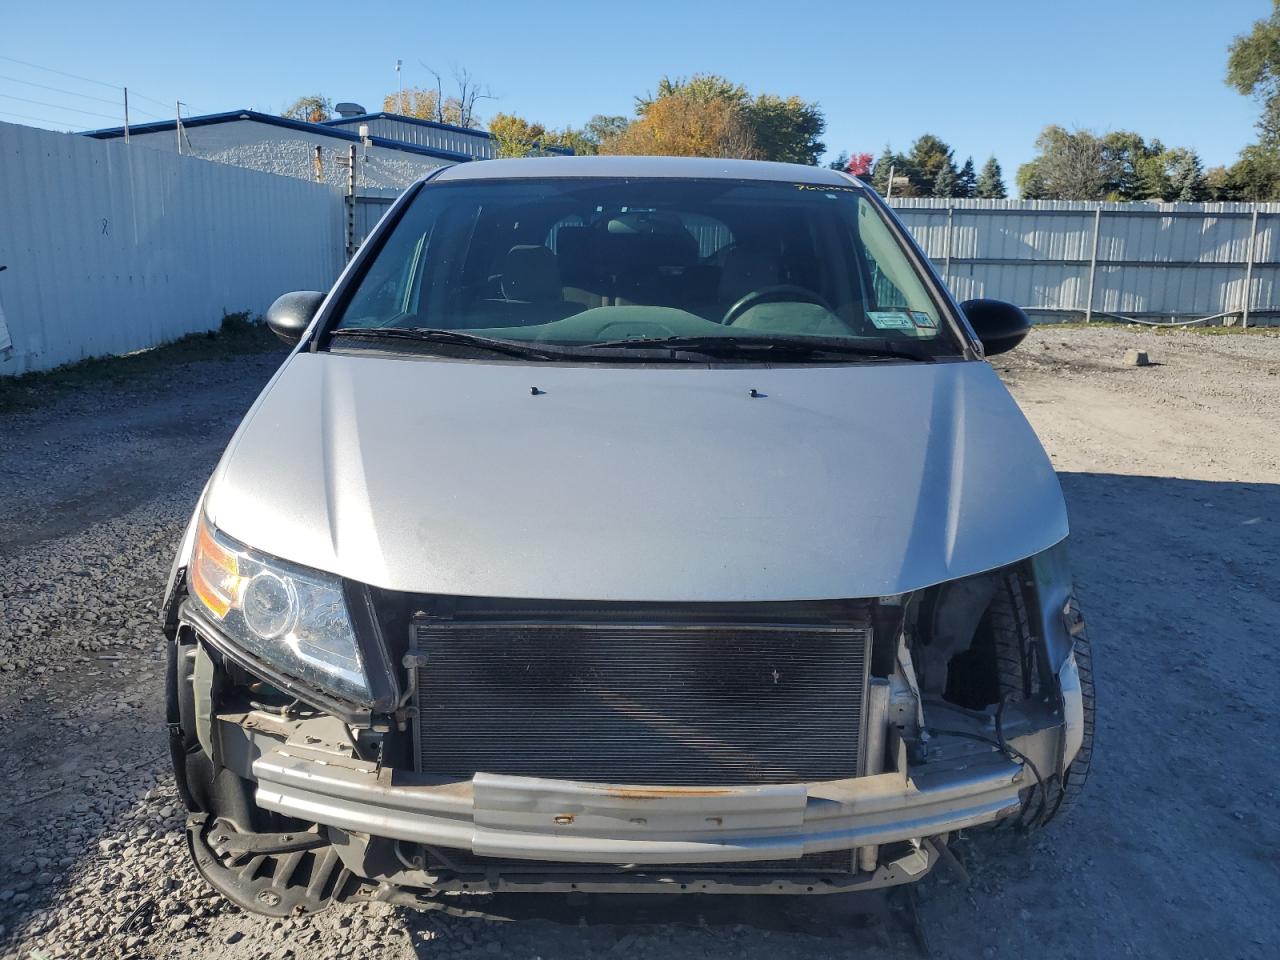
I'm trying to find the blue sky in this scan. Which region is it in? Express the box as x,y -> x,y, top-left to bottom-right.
0,0 -> 1268,182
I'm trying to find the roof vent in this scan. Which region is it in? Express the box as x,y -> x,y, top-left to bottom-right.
334,102 -> 366,119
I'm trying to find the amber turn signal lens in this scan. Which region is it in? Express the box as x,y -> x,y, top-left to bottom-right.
189,517 -> 241,619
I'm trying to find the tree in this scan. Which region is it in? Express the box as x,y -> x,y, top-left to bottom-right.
1165,148 -> 1207,201
955,157 -> 977,198
976,156 -> 1007,198
488,112 -> 549,158
1016,159 -> 1050,199
932,162 -> 958,197
583,114 -> 629,147
827,150 -> 850,171
1222,5 -> 1280,199
1227,0 -> 1280,131
904,134 -> 956,195
870,146 -> 913,196
602,94 -> 758,159
1017,126 -> 1110,200
622,74 -> 825,164
282,95 -> 332,123
742,94 -> 826,165
382,86 -> 439,120
636,74 -> 748,114
383,65 -> 491,128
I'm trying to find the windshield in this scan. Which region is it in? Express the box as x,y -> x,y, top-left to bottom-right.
330,177 -> 962,359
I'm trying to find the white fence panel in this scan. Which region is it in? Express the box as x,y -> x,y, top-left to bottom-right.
890,198 -> 1280,324
0,121 -> 346,375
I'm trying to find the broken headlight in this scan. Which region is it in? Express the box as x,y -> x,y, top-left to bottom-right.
187,515 -> 370,704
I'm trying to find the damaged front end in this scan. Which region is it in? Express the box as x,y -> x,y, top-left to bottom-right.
162,521 -> 1094,916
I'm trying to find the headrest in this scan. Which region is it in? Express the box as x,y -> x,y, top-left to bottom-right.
502,245 -> 561,302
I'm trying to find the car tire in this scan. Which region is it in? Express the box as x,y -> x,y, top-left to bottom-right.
989,575 -> 1096,829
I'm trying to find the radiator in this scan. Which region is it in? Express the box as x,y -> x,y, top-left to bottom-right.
411,609 -> 871,786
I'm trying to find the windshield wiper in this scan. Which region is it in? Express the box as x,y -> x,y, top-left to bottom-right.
329,327 -> 571,361
580,334 -> 935,362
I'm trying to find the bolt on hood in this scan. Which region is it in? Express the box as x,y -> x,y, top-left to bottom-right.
205,352 -> 1067,602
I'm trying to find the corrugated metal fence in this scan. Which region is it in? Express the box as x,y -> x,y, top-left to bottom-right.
0,121 -> 346,375
889,198 -> 1280,325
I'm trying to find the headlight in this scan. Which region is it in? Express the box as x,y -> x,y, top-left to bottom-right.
188,516 -> 371,703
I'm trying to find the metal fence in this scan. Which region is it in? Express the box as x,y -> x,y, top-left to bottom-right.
889,198 -> 1280,325
353,189 -> 401,252
0,121 -> 346,376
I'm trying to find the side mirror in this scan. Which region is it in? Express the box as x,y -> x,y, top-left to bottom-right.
960,298 -> 1031,356
265,291 -> 326,345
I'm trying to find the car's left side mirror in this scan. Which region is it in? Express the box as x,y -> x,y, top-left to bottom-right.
960,298 -> 1031,356
265,291 -> 326,345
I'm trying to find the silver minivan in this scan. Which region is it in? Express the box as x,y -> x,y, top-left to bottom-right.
162,156 -> 1094,915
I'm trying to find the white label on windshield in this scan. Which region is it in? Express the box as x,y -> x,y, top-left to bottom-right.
867,311 -> 914,330
910,311 -> 937,328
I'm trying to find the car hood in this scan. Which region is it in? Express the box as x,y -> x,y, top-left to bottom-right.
206,352 -> 1067,601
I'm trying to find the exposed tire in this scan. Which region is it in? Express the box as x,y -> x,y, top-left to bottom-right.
988,577 -> 1096,829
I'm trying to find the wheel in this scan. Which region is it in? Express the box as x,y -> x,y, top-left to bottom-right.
988,575 -> 1096,829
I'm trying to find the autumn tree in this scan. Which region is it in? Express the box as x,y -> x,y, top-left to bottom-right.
487,112 -> 628,158
488,112 -> 550,158
602,94 -> 758,159
611,74 -> 825,163
282,95 -> 332,123
382,65 -> 491,128
382,87 -> 440,120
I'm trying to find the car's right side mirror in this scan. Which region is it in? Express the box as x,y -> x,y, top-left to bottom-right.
265,291 -> 326,345
960,298 -> 1032,356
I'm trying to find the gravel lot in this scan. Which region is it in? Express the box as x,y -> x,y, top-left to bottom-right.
1,326 -> 1277,960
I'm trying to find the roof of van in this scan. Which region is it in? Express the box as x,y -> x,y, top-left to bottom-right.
430,155 -> 865,186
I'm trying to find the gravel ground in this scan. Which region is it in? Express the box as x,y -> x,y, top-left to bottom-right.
0,326 -> 1277,960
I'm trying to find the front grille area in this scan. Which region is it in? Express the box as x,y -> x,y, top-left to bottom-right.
412,607 -> 870,786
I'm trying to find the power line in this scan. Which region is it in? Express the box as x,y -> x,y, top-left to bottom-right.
0,92 -> 122,122
0,73 -> 165,120
0,53 -> 120,89
0,53 -> 196,113
0,108 -> 67,126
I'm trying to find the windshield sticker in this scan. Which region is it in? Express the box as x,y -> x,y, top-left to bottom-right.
910,311 -> 938,328
794,183 -> 859,193
867,311 -> 915,330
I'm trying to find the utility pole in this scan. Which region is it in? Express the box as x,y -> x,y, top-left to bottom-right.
123,87 -> 129,144
175,100 -> 182,155
886,164 -> 895,199
396,59 -> 403,114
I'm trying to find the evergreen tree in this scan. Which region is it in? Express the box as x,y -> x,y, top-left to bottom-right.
1167,149 -> 1207,201
976,156 -> 1007,198
932,162 -> 958,198
905,133 -> 955,195
955,157 -> 977,198
871,146 -> 897,194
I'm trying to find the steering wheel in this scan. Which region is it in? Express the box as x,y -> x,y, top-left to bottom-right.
720,285 -> 835,326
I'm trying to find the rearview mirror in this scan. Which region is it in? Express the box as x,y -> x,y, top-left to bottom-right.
265,291 -> 326,345
960,298 -> 1031,356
